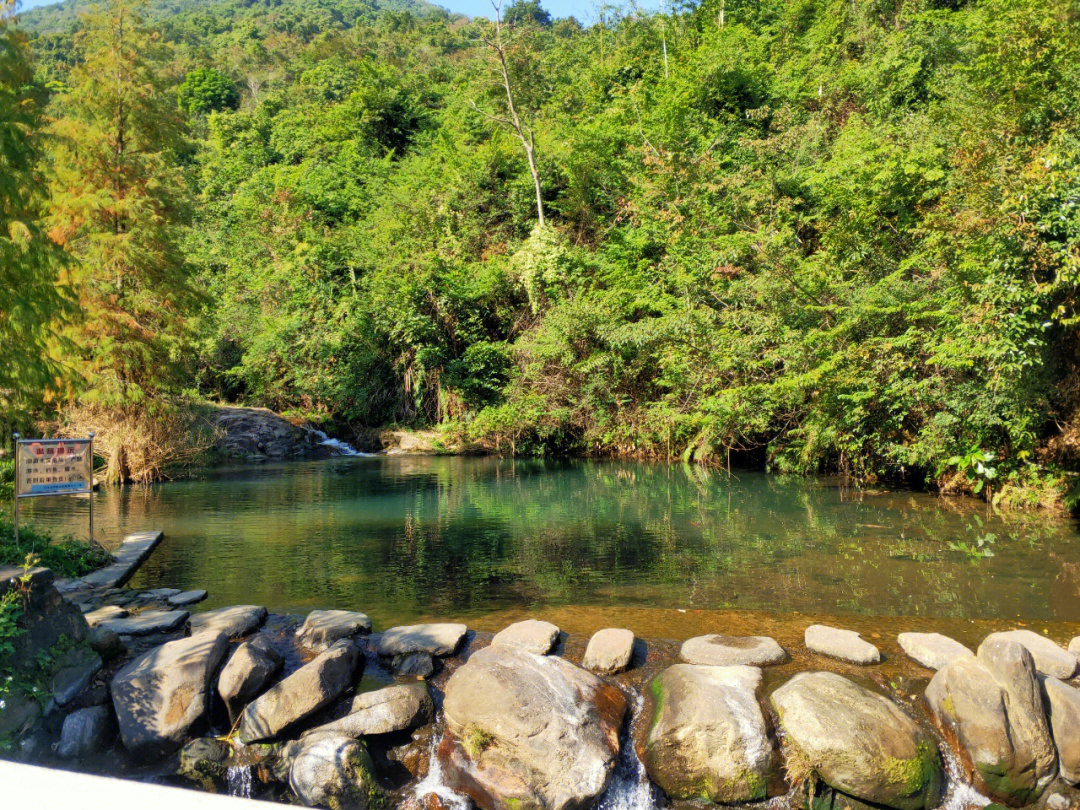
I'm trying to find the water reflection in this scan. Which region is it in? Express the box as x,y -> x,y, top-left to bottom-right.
21,457 -> 1080,627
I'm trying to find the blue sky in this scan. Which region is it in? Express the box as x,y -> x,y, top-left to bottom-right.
17,0 -> 662,21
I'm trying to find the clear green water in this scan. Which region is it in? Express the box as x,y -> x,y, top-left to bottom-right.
21,457 -> 1080,628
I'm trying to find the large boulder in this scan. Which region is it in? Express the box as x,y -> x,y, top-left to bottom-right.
805,625 -> 881,665
582,628 -> 635,675
491,619 -> 560,654
925,636 -> 1057,805
897,633 -> 973,671
679,634 -> 786,667
189,605 -> 267,639
771,671 -> 942,810
238,639 -> 360,743
111,631 -> 230,758
218,634 -> 283,721
1043,677 -> 1080,785
303,683 -> 432,738
984,630 -> 1078,679
644,664 -> 774,802
289,734 -> 382,809
296,609 -> 372,652
377,623 -> 468,657
56,705 -> 115,758
439,645 -> 627,810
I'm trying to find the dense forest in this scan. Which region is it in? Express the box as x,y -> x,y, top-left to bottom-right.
2,0 -> 1079,505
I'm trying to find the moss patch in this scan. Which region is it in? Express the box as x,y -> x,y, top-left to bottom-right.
463,725 -> 496,758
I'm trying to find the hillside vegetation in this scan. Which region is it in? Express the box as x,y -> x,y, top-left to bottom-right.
4,0 -> 1080,504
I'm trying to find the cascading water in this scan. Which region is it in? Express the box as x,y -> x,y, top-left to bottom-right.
936,742 -> 991,810
412,739 -> 471,810
226,764 -> 253,799
596,691 -> 659,810
303,426 -> 365,456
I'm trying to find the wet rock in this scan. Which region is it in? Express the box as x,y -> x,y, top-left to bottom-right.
87,626 -> 125,661
238,639 -> 361,743
985,630 -> 1078,679
218,633 -> 284,721
289,734 -> 382,810
189,605 -> 267,639
303,683 -> 432,739
582,628 -> 635,674
377,622 -> 468,657
179,737 -> 233,786
296,609 -> 372,652
111,630 -> 230,758
97,609 -> 189,636
56,705 -> 115,758
679,633 -> 786,667
772,671 -> 942,810
490,619 -> 560,654
49,646 -> 103,706
1043,676 -> 1080,785
898,633 -> 973,671
645,664 -> 775,802
926,636 -> 1056,805
805,625 -> 881,664
168,589 -> 208,607
85,605 -> 128,626
440,645 -> 627,810
393,652 -> 435,678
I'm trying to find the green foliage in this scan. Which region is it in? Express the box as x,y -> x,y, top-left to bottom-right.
178,66 -> 239,114
8,0 -> 1080,501
0,519 -> 110,578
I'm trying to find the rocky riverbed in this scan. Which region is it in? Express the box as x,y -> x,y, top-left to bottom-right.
2,564 -> 1080,810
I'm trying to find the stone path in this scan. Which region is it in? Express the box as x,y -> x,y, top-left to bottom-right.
55,531 -> 165,595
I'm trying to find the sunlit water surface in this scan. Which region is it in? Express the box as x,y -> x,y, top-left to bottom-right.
22,457 -> 1080,634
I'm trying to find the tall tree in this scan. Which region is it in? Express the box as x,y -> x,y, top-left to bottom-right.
0,0 -> 71,432
44,0 -> 194,410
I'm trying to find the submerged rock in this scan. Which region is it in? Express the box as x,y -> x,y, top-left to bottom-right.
771,671 -> 942,810
289,734 -> 382,810
296,609 -> 372,652
805,625 -> 881,665
926,636 -> 1057,805
984,630 -> 1078,679
303,682 -> 432,738
56,705 -> 115,758
440,645 -> 627,810
218,633 -> 284,721
377,622 -> 468,657
393,652 -> 435,678
111,631 -> 230,758
1043,676 -> 1080,785
238,639 -> 361,743
897,633 -> 973,671
189,604 -> 267,639
490,619 -> 560,654
582,628 -> 635,674
679,634 -> 785,667
645,664 -> 775,802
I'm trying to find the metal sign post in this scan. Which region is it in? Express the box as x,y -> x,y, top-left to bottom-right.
13,433 -> 96,544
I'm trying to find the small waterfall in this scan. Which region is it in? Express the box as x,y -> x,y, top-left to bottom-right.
226,765 -> 253,799
597,692 -> 659,810
304,426 -> 364,457
936,743 -> 990,810
412,739 -> 471,810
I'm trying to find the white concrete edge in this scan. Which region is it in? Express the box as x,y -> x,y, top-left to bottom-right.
0,760 -> 283,809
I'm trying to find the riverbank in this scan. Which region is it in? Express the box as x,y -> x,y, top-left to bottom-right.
3,541 -> 1080,810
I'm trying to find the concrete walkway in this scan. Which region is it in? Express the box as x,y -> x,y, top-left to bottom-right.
55,530 -> 164,595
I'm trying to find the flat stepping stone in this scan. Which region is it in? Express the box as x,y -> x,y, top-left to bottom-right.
65,530 -> 164,591
805,624 -> 881,664
303,682 -> 432,738
898,632 -> 973,670
296,609 -> 372,652
680,634 -> 786,667
168,589 -> 208,607
85,605 -> 128,627
985,630 -> 1078,679
189,605 -> 267,639
98,609 -> 189,637
491,619 -> 560,654
582,628 -> 635,674
138,588 -> 181,600
377,622 -> 468,657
